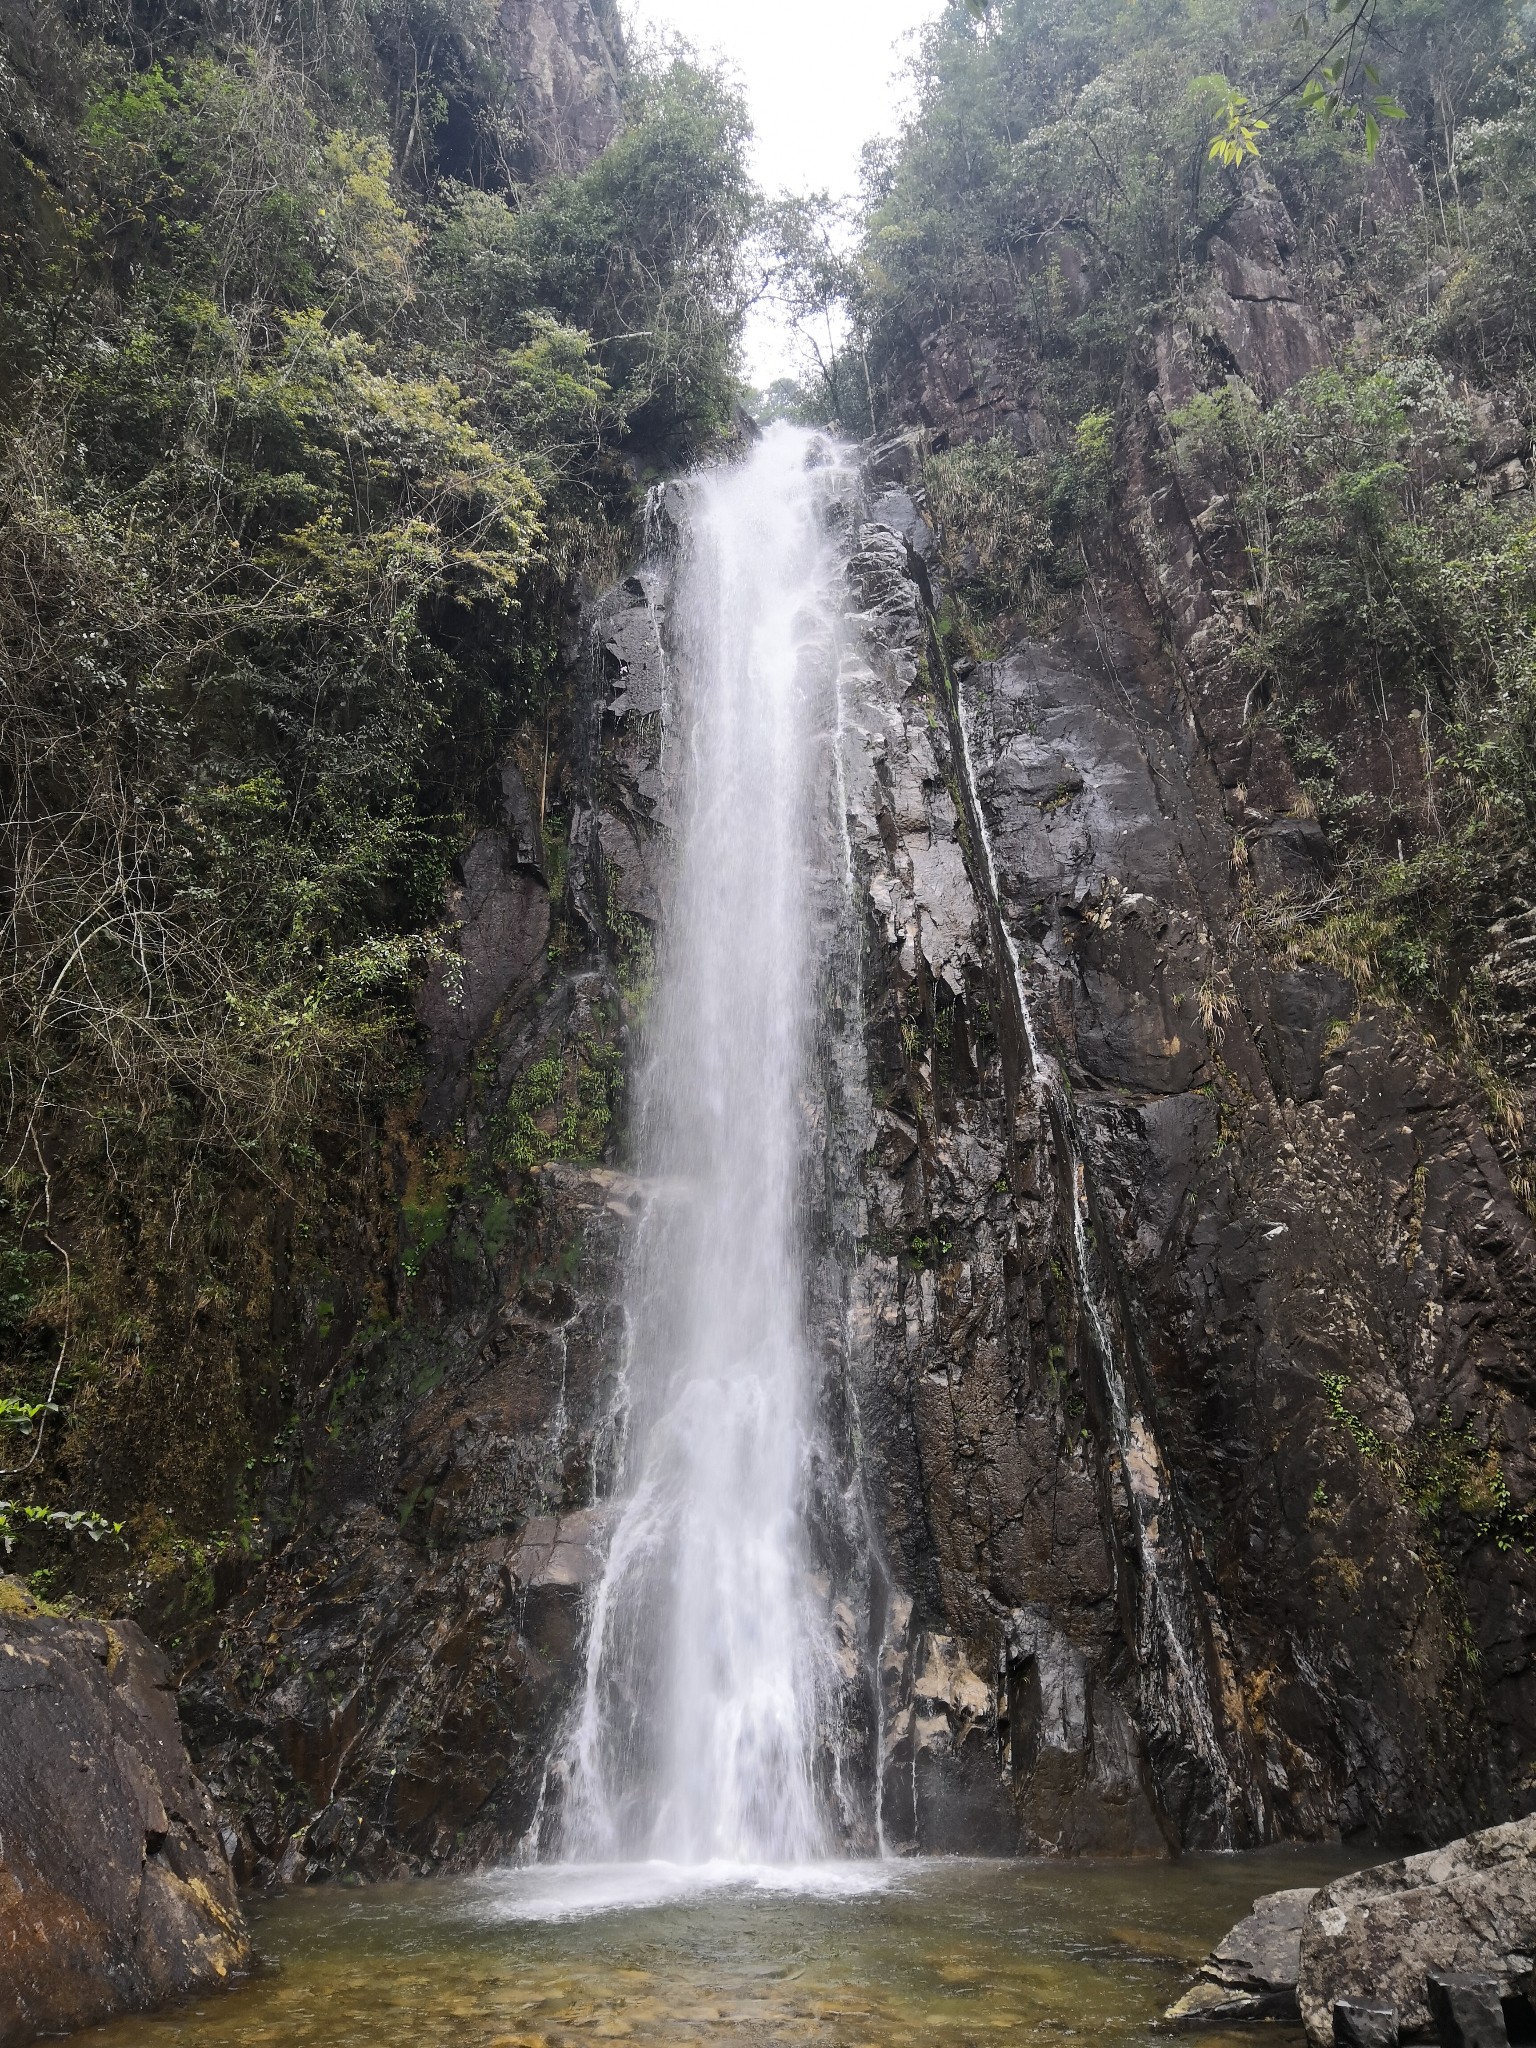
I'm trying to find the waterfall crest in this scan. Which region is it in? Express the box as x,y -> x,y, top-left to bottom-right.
557,425 -> 848,1865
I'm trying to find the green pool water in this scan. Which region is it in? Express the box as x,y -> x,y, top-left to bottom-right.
83,1849 -> 1359,2048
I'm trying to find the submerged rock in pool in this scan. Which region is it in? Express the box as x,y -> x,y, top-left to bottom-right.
0,1581 -> 248,2046
1164,1886 -> 1316,2024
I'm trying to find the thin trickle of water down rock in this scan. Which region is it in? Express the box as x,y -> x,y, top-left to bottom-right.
552,427 -> 861,1863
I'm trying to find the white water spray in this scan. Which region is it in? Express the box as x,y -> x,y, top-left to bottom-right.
557,427 -> 848,1865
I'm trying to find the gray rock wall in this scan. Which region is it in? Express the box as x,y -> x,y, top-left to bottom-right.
843,211 -> 1536,1859
497,0 -> 622,175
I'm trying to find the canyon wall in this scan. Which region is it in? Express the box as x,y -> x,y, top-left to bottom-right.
24,0 -> 1521,1878
184,389 -> 1533,1880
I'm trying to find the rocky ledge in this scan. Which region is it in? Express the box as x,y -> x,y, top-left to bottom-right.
1167,1816 -> 1536,2045
0,1581 -> 248,2046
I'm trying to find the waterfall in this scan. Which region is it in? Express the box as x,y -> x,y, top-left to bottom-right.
555,425 -> 849,1866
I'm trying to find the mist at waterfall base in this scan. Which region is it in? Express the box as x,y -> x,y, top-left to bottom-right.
550,424 -> 850,1875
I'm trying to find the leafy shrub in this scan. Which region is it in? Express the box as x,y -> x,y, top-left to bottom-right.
924,412 -> 1112,626
0,2 -> 754,1561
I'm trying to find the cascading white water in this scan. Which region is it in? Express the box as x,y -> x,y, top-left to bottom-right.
558,425 -> 846,1866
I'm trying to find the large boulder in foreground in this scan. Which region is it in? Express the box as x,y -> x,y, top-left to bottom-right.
1298,1816 -> 1536,2044
1165,1887 -> 1316,2024
0,1583 -> 248,2046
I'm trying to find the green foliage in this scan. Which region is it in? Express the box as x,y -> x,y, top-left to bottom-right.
431,55 -> 754,453
1168,362 -> 1536,1100
0,0 -> 754,1565
841,0 -> 1519,437
1268,0 -> 1407,160
924,416 -> 1111,627
0,1400 -> 59,1429
1199,80 -> 1271,167
852,0 -> 1263,426
0,1500 -> 122,1554
489,1037 -> 623,1176
747,376 -> 826,427
1168,360 -> 1536,1174
1169,361 -> 1531,726
758,192 -> 873,433
1320,1373 -> 1534,1554
1439,72 -> 1536,374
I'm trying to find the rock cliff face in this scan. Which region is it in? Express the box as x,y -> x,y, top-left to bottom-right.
174,569 -> 671,1882
0,1587 -> 247,2045
837,446 -> 1535,1852
838,178 -> 1535,1852
177,388 -> 1534,1876
151,116 -> 1532,1880
498,0 -> 623,175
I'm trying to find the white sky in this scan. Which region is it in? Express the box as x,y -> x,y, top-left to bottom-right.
625,0 -> 944,383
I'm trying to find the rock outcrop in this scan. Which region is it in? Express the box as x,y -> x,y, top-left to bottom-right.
1166,1887 -> 1317,2025
0,1585 -> 247,2046
1163,1818 -> 1536,2042
178,1157 -> 639,1883
498,0 -> 623,175
843,174 -> 1536,1853
173,571 -> 671,1882
1297,1817 -> 1536,2045
829,443 -> 1536,1850
174,419 -> 1536,1878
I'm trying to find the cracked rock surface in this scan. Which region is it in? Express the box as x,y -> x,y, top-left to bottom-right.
0,1587 -> 247,2047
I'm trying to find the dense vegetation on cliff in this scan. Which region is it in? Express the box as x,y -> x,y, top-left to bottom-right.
0,0 -> 750,1572
815,0 -> 1536,1196
4,0 -> 1532,1641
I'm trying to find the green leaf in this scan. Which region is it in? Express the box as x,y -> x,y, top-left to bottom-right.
1364,110 -> 1381,157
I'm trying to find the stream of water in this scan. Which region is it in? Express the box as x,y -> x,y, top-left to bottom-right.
949,671 -> 1246,1837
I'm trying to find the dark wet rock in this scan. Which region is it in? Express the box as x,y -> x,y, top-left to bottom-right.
865,431 -> 923,488
1248,817 -> 1335,898
500,757 -> 546,878
840,448 -> 1536,1856
1263,969 -> 1353,1105
0,1588 -> 247,2045
172,495 -> 679,1886
1297,1817 -> 1536,2044
1335,2000 -> 1402,2048
839,517 -> 1179,1856
597,807 -> 663,924
416,826 -> 552,1128
588,574 -> 672,928
1426,1974 -> 1510,2048
1198,193 -> 1331,399
1164,1885 -> 1316,2024
178,1162 -> 638,1885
